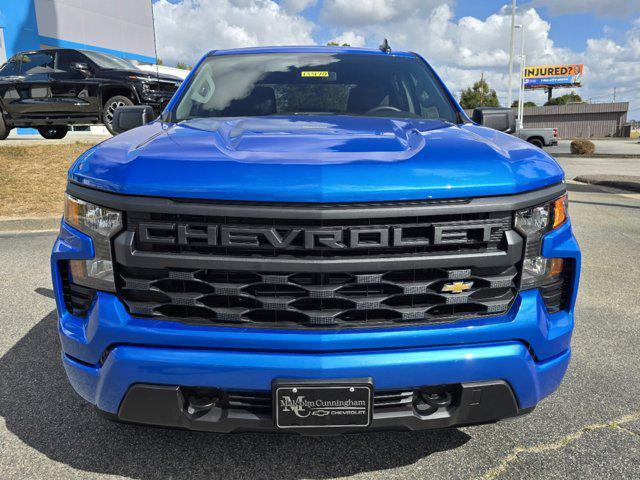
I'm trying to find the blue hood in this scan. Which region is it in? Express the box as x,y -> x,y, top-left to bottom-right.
69,116 -> 564,202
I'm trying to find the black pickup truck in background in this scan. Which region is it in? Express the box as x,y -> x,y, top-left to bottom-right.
0,48 -> 182,139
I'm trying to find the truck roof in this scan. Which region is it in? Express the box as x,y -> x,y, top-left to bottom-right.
208,45 -> 417,58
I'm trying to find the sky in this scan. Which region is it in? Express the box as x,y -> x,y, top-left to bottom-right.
151,0 -> 640,118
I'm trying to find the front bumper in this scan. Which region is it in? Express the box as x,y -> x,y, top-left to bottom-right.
52,219 -> 580,433
103,380 -> 536,433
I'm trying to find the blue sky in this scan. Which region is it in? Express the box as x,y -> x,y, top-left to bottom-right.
452,1 -> 631,50
151,0 -> 640,117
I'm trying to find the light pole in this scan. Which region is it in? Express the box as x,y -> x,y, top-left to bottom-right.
507,0 -> 517,108
515,24 -> 526,131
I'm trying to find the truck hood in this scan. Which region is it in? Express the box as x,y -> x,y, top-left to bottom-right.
69,116 -> 564,202
99,69 -> 182,83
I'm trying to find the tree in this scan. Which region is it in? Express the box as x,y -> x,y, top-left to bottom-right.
156,58 -> 164,66
511,100 -> 537,108
544,92 -> 583,106
175,61 -> 191,70
459,78 -> 500,109
326,41 -> 351,46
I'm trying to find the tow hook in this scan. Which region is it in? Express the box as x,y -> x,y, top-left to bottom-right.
414,388 -> 453,414
421,391 -> 452,409
186,394 -> 219,415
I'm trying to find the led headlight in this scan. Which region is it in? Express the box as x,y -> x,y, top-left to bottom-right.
63,194 -> 122,292
514,195 -> 567,289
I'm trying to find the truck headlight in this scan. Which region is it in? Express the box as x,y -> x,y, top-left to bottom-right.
515,195 -> 567,289
63,194 -> 122,292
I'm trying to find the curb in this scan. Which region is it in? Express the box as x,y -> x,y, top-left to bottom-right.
552,153 -> 640,159
0,216 -> 59,233
573,175 -> 640,194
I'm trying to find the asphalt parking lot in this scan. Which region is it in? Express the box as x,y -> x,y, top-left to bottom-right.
0,174 -> 639,479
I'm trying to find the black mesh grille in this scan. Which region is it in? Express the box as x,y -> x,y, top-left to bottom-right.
117,265 -> 517,327
540,262 -> 572,314
59,262 -> 95,317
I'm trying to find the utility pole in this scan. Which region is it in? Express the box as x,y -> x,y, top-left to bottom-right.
507,0 -> 517,107
516,24 -> 525,131
613,87 -> 616,102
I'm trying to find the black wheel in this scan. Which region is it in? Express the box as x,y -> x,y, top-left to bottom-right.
528,137 -> 544,148
103,95 -> 134,135
0,113 -> 10,140
37,125 -> 68,139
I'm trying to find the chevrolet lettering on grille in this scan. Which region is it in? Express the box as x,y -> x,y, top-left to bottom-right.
137,222 -> 504,249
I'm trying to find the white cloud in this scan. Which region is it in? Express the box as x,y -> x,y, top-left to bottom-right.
531,0 -> 640,17
280,0 -> 316,14
328,31 -> 366,47
320,0 -> 450,28
152,0 -> 640,116
339,4 -> 640,111
152,0 -> 315,65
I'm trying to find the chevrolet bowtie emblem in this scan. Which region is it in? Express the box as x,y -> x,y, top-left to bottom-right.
441,281 -> 473,294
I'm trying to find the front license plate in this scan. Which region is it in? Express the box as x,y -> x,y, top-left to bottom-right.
274,382 -> 372,429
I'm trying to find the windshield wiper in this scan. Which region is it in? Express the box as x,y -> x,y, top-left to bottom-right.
290,111 -> 340,116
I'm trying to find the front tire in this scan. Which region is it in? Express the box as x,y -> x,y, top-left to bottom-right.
37,125 -> 68,140
0,113 -> 10,140
103,95 -> 134,135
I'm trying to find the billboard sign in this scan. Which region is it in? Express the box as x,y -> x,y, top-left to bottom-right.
524,64 -> 583,90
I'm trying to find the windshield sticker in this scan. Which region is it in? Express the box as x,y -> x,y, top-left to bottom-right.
301,71 -> 330,78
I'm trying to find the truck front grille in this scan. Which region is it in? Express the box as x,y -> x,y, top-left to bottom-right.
112,198 -> 523,328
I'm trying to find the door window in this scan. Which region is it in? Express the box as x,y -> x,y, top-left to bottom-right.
56,50 -> 89,74
20,52 -> 54,77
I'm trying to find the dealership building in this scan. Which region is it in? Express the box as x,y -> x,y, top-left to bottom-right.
465,101 -> 630,139
0,0 -> 156,65
515,102 -> 630,138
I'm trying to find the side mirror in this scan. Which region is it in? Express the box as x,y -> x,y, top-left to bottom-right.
70,62 -> 90,72
111,105 -> 156,134
472,107 -> 516,133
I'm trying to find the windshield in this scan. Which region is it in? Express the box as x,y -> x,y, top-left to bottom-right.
82,51 -> 139,70
174,53 -> 458,122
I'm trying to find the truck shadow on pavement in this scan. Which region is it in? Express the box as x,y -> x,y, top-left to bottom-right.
0,311 -> 470,480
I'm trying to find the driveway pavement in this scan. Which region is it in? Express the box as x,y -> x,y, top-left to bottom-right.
0,179 -> 639,479
554,156 -> 640,182
547,139 -> 640,156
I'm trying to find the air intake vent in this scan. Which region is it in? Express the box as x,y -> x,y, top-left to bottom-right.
59,262 -> 95,316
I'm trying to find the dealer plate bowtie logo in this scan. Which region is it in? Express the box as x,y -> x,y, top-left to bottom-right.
441,281 -> 474,294
279,395 -> 367,419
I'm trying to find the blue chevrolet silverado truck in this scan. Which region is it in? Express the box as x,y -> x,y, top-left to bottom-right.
51,46 -> 580,434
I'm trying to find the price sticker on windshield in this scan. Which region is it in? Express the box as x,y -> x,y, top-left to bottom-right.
301,71 -> 330,77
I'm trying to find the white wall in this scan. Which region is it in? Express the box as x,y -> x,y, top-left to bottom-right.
34,0 -> 156,58
0,28 -> 7,65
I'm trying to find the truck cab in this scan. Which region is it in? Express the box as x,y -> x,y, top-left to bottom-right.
51,46 -> 580,435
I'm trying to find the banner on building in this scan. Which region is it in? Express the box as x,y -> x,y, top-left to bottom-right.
524,64 -> 583,90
